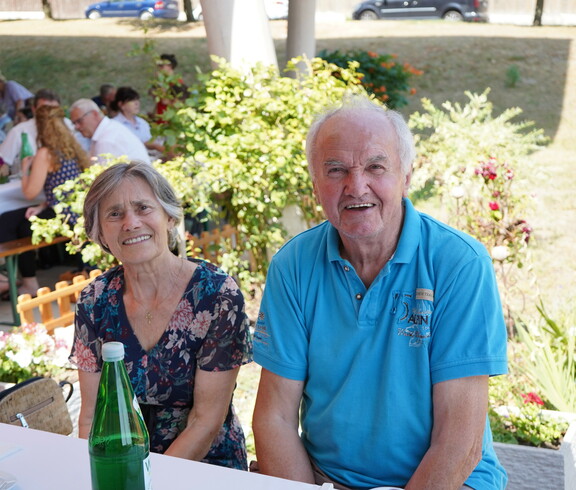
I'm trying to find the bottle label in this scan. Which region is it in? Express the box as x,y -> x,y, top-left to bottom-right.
143,455 -> 152,490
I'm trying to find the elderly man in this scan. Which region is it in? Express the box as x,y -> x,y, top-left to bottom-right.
252,95 -> 508,489
70,98 -> 150,164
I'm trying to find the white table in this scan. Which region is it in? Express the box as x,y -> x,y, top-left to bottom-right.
0,424 -> 328,490
0,177 -> 44,216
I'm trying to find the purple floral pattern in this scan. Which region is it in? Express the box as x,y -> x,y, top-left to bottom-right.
70,259 -> 252,470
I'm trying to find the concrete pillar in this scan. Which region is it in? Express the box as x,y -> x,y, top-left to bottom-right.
201,0 -> 278,71
286,0 -> 316,73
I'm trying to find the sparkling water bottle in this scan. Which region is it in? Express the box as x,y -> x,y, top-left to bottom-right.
89,342 -> 151,490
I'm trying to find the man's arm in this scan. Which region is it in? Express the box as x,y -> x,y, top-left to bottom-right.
405,375 -> 489,490
252,368 -> 315,484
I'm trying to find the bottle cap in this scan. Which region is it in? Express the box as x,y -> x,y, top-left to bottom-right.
102,341 -> 125,361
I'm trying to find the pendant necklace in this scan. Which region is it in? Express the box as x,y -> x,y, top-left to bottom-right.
132,259 -> 185,325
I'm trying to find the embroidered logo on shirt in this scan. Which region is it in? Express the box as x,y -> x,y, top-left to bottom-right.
395,289 -> 433,347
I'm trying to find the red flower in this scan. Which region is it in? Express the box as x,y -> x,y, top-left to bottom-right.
489,201 -> 500,211
521,392 -> 545,406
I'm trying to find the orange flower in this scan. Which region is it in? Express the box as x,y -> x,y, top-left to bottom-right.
409,88 -> 417,95
367,51 -> 378,58
381,94 -> 390,101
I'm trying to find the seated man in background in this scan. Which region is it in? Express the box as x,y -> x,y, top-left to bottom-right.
70,98 -> 150,164
91,83 -> 116,117
0,89 -> 87,175
252,94 -> 508,489
0,71 -> 33,121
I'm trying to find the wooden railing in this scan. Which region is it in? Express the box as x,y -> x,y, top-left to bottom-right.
16,269 -> 102,333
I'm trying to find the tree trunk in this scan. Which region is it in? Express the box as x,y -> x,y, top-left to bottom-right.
533,0 -> 544,26
183,0 -> 195,21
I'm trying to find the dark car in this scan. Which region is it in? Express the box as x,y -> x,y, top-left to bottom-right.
85,0 -> 179,20
352,0 -> 488,22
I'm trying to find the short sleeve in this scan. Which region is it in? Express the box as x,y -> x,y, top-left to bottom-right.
253,258 -> 310,381
429,255 -> 508,384
69,280 -> 103,373
196,275 -> 253,371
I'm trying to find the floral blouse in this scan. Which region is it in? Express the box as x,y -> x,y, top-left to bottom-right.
70,259 -> 253,470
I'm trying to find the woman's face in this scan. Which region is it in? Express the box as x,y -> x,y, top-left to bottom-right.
98,177 -> 173,266
120,98 -> 140,117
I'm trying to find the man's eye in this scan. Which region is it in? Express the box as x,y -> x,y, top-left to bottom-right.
327,167 -> 345,175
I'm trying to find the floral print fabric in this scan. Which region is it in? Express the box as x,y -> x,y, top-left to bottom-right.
70,259 -> 253,470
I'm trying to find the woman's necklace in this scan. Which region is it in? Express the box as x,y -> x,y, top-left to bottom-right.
131,259 -> 185,326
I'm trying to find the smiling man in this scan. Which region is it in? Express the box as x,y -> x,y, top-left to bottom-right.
252,94 -> 508,489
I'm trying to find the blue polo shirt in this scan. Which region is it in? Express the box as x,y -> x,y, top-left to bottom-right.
254,198 -> 508,489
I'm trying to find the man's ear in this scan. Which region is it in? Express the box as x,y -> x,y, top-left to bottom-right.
403,169 -> 413,198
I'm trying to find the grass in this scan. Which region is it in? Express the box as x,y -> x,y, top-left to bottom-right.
1,17 -> 575,460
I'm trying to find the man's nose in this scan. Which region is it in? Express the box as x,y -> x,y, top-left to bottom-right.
344,171 -> 369,197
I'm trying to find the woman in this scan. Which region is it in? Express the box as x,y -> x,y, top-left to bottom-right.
112,86 -> 164,157
69,162 -> 252,470
0,104 -> 90,296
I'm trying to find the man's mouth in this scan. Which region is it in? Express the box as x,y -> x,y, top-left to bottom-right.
123,234 -> 151,245
345,203 -> 375,210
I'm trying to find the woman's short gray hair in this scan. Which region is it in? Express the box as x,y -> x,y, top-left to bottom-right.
305,93 -> 416,178
83,161 -> 183,254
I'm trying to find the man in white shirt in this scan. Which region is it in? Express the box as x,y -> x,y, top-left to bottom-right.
70,99 -> 150,164
0,89 -> 89,174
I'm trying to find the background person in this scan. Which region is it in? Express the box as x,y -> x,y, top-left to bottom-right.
70,98 -> 150,164
70,162 -> 252,469
0,71 -> 34,121
0,105 -> 90,297
111,86 -> 164,157
91,83 -> 117,117
252,95 -> 508,489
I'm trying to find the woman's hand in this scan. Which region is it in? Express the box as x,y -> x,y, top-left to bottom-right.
20,155 -> 33,176
25,202 -> 48,219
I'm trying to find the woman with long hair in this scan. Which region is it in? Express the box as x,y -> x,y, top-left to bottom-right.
0,105 -> 90,297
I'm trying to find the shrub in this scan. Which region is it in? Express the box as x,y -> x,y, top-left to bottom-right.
317,48 -> 422,109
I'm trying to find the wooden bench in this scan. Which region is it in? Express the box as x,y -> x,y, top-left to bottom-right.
17,269 -> 102,333
0,236 -> 69,326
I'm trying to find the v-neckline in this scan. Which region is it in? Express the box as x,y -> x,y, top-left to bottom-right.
118,263 -> 198,356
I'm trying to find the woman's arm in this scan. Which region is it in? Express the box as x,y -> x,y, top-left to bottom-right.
21,147 -> 51,199
164,367 -> 240,460
77,370 -> 101,439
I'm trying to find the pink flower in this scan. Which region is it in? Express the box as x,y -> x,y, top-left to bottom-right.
521,392 -> 545,406
489,201 -> 500,211
72,338 -> 97,372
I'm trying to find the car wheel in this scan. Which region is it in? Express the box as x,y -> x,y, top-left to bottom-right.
358,10 -> 379,21
87,10 -> 101,20
139,10 -> 153,20
442,10 -> 464,21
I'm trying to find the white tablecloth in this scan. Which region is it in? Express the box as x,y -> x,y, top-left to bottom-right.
0,424 -> 327,490
0,177 -> 44,217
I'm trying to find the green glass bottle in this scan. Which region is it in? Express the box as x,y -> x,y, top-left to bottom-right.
19,132 -> 34,160
89,342 -> 151,490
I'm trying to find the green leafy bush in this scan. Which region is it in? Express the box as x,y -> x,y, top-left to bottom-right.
513,303 -> 576,413
317,48 -> 422,109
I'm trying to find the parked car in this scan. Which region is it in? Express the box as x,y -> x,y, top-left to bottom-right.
193,0 -> 288,21
352,0 -> 488,22
85,0 -> 180,20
